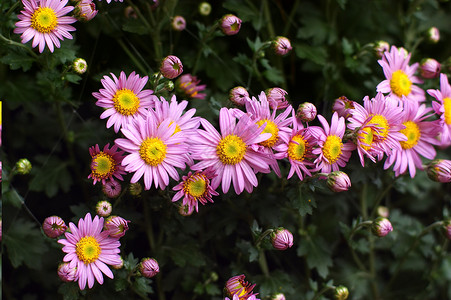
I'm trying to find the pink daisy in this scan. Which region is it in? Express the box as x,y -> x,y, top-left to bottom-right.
88,143 -> 126,185
114,112 -> 190,190
93,71 -> 155,133
427,73 -> 451,145
310,112 -> 355,173
376,46 -> 425,103
347,93 -> 407,166
14,0 -> 77,53
58,213 -> 122,290
172,169 -> 219,213
384,102 -> 439,177
190,108 -> 274,194
176,74 -> 207,100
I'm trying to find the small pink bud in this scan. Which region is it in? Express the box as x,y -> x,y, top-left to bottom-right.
74,0 -> 98,22
426,159 -> 451,183
332,96 -> 355,118
265,87 -> 289,110
371,217 -> 393,237
96,200 -> 112,217
273,36 -> 292,56
420,58 -> 441,79
427,27 -> 440,43
42,216 -> 67,238
270,227 -> 294,250
179,204 -> 194,216
326,171 -> 351,192
377,206 -> 390,218
57,263 -> 76,282
272,293 -> 286,300
102,180 -> 122,198
105,215 -> 130,238
229,86 -> 250,106
172,16 -> 186,31
140,258 -> 159,278
220,14 -> 242,36
160,55 -> 183,79
296,102 -> 317,122
374,40 -> 389,58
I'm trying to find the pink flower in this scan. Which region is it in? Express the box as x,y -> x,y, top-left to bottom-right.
427,73 -> 451,145
374,40 -> 389,58
88,143 -> 126,185
58,213 -> 122,290
172,15 -> 186,31
376,46 -> 425,103
220,14 -> 242,35
273,36 -> 292,56
420,58 -> 441,79
140,258 -> 159,278
14,0 -> 77,53
229,86 -> 250,106
371,217 -> 393,237
332,96 -> 356,118
296,102 -> 317,122
93,71 -> 155,133
96,200 -> 112,217
265,87 -> 289,110
176,74 -> 206,99
115,112 -> 190,190
326,171 -> 351,192
426,159 -> 451,183
42,216 -> 67,238
190,108 -> 274,194
73,0 -> 97,22
57,262 -> 76,282
270,228 -> 294,250
225,275 -> 259,300
160,55 -> 183,79
102,180 -> 122,198
427,27 -> 440,43
104,216 -> 130,238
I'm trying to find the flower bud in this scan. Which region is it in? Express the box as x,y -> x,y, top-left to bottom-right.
426,159 -> 451,183
129,182 -> 143,197
102,180 -> 122,198
371,217 -> 393,237
42,216 -> 67,238
15,158 -> 32,174
165,80 -> 175,92
210,271 -> 219,282
229,86 -> 250,106
198,2 -> 211,16
427,27 -> 440,43
377,206 -> 389,218
139,258 -> 159,278
334,285 -> 349,300
124,6 -> 137,19
272,36 -> 292,56
220,14 -> 242,36
73,58 -> 88,74
105,215 -> 130,238
296,102 -> 317,122
160,55 -> 183,79
176,74 -> 206,99
265,87 -> 289,110
374,40 -> 389,58
326,171 -> 351,192
270,227 -> 294,250
272,293 -> 286,300
172,16 -> 186,31
73,0 -> 98,22
96,200 -> 112,217
179,204 -> 194,216
420,58 -> 441,79
333,96 -> 355,118
225,274 -> 257,299
58,263 -> 76,282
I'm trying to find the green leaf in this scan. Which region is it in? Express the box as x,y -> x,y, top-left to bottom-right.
297,236 -> 333,278
295,44 -> 328,66
205,283 -> 221,296
3,188 -> 24,208
64,73 -> 82,84
287,185 -> 317,216
122,18 -> 149,35
0,52 -> 34,71
169,244 -> 206,267
29,157 -> 72,198
133,277 -> 153,296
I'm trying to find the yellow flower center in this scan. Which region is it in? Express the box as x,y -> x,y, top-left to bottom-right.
390,70 -> 412,97
91,152 -> 116,178
76,236 -> 101,264
322,135 -> 343,164
183,175 -> 207,198
444,97 -> 451,125
400,121 -> 421,149
139,138 -> 167,166
369,114 -> 389,140
256,119 -> 279,148
358,126 -> 374,150
288,135 -> 307,161
31,7 -> 58,33
113,89 -> 140,116
217,134 -> 246,165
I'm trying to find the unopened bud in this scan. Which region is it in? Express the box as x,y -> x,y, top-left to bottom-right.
96,200 -> 112,217
15,158 -> 32,174
129,182 -> 143,197
42,216 -> 67,238
105,215 -> 130,238
199,2 -> 211,16
334,285 -> 349,300
165,81 -> 175,92
272,293 -> 286,300
265,87 -> 289,110
426,159 -> 451,183
371,217 -> 393,237
220,14 -> 242,36
73,0 -> 98,22
296,102 -> 317,122
377,206 -> 389,218
326,171 -> 351,192
272,36 -> 292,56
73,58 -> 87,74
58,263 -> 76,282
160,55 -> 183,79
427,27 -> 440,43
112,256 -> 124,269
374,40 -> 389,58
420,58 -> 441,79
229,86 -> 250,106
172,16 -> 186,31
139,258 -> 159,278
270,227 -> 294,250
333,96 -> 355,118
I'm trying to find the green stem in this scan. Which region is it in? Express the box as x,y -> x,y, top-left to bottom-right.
5,1 -> 21,18
311,285 -> 335,300
262,0 -> 275,38
369,180 -> 395,219
143,199 -> 156,250
255,229 -> 274,248
346,220 -> 372,272
369,236 -> 379,300
0,33 -> 39,59
283,0 -> 300,36
258,250 -> 270,277
116,38 -> 147,75
361,183 -> 368,219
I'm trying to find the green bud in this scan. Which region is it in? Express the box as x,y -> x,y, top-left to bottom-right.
334,285 -> 349,300
15,158 -> 32,175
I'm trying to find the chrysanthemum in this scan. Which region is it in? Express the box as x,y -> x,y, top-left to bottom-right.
225,275 -> 259,300
14,0 -> 77,53
233,92 -> 293,177
347,93 -> 407,166
310,112 -> 355,173
115,112 -> 190,190
93,71 -> 155,133
376,46 -> 425,103
58,213 -> 122,290
384,102 -> 439,177
176,74 -> 206,100
88,143 -> 126,185
427,73 -> 451,145
190,108 -> 274,194
172,169 -> 218,213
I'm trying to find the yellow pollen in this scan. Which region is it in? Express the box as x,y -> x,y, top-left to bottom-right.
216,134 -> 246,165
444,97 -> 451,125
368,114 -> 389,140
256,119 -> 279,148
322,135 -> 343,164
76,236 -> 101,264
400,121 -> 421,149
184,175 -> 207,198
390,70 -> 412,97
113,89 -> 140,116
288,135 -> 308,161
92,152 -> 116,178
139,137 -> 167,166
358,126 -> 374,150
31,7 -> 58,33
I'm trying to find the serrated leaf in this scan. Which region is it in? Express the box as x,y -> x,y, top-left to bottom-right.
0,52 -> 34,71
133,277 -> 153,296
205,283 -> 221,296
65,73 -> 82,84
29,158 -> 72,198
287,185 -> 317,216
297,236 -> 333,278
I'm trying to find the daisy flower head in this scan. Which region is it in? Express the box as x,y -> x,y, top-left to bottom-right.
384,102 -> 440,177
347,93 -> 407,166
93,71 -> 155,133
58,213 -> 122,290
376,45 -> 425,103
176,74 -> 207,99
225,274 -> 259,300
14,0 -> 77,53
311,112 -> 355,173
88,143 -> 126,185
190,107 -> 274,194
265,87 -> 289,110
172,169 -> 218,213
427,73 -> 451,144
115,112 -> 190,190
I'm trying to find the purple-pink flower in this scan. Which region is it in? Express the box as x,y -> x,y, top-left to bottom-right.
43,216 -> 67,238
176,74 -> 206,99
273,36 -> 292,56
160,55 -> 183,79
104,216 -> 130,238
140,258 -> 159,278
427,73 -> 451,145
88,144 -> 126,185
220,14 -> 242,35
229,86 -> 250,106
265,87 -> 289,110
270,228 -> 294,250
